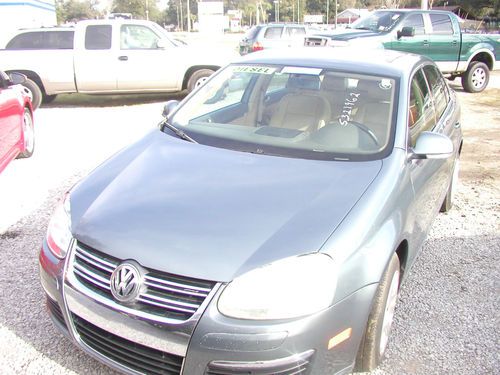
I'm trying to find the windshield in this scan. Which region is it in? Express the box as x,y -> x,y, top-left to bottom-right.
168,64 -> 398,161
350,11 -> 404,32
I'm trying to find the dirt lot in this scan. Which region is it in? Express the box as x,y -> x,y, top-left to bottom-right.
0,71 -> 498,375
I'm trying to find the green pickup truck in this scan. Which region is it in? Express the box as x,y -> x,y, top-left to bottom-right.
305,9 -> 499,92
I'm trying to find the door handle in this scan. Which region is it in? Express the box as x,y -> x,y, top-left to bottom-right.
452,40 -> 458,46
118,56 -> 128,61
454,121 -> 461,129
423,40 -> 429,46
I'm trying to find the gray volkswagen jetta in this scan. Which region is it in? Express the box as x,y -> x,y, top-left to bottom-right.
40,48 -> 462,374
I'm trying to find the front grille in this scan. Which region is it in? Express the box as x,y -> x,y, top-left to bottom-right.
72,241 -> 216,321
47,297 -> 67,329
73,314 -> 183,375
205,350 -> 314,375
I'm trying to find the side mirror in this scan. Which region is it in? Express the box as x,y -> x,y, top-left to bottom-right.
411,131 -> 453,160
162,100 -> 180,119
156,39 -> 168,49
8,72 -> 27,86
397,26 -> 415,39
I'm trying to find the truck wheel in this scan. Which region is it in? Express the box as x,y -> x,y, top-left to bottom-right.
462,61 -> 489,93
355,253 -> 400,372
42,94 -> 58,104
22,78 -> 43,110
187,69 -> 215,92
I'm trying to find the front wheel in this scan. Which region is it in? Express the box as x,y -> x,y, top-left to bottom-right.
21,78 -> 43,110
17,108 -> 35,159
355,253 -> 400,372
441,158 -> 459,212
187,69 -> 215,93
462,61 -> 489,93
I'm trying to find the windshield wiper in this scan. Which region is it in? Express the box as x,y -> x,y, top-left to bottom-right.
159,119 -> 197,144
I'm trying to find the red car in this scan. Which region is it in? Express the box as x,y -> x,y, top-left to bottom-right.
0,70 -> 34,173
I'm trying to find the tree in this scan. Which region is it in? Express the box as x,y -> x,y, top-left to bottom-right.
56,0 -> 102,23
111,0 -> 162,23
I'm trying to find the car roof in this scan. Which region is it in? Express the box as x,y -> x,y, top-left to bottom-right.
236,47 -> 428,78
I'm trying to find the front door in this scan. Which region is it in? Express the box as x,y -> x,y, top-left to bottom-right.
116,24 -> 180,91
0,72 -> 23,167
390,13 -> 429,55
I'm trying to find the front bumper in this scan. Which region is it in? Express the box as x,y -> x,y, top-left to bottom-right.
40,240 -> 377,375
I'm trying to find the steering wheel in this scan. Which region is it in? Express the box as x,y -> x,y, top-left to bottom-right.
346,121 -> 379,146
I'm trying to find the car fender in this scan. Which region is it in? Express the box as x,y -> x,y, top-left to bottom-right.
458,45 -> 496,72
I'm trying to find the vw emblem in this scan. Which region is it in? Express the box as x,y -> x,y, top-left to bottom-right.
110,262 -> 142,303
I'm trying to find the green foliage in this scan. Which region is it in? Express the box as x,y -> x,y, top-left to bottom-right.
111,0 -> 163,23
56,0 -> 101,23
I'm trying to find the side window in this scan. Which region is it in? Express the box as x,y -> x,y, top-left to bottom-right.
423,65 -> 448,120
430,14 -> 454,35
286,27 -> 306,37
408,69 -> 436,147
264,27 -> 283,39
120,25 -> 160,49
0,71 -> 8,89
6,32 -> 44,49
265,73 -> 288,94
400,14 -> 425,35
85,25 -> 112,50
46,31 -> 74,49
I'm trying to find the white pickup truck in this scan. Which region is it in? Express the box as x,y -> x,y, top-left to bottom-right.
0,19 -> 237,109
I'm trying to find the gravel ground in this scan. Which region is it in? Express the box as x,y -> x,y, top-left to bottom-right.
0,70 -> 498,374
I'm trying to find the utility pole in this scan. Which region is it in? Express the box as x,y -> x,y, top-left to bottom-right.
297,0 -> 300,23
179,0 -> 183,31
334,0 -> 337,28
146,0 -> 149,20
187,0 -> 191,32
326,0 -> 329,25
421,0 -> 428,10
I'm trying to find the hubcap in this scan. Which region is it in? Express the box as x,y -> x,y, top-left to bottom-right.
23,111 -> 34,153
471,67 -> 486,89
195,76 -> 209,89
379,269 -> 400,356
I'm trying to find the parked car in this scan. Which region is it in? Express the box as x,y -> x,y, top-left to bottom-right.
239,23 -> 308,55
1,19 -> 237,109
40,48 -> 462,374
0,71 -> 34,173
305,9 -> 499,93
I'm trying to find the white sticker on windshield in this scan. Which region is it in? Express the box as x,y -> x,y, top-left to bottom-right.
233,66 -> 276,74
379,79 -> 392,90
281,67 -> 322,76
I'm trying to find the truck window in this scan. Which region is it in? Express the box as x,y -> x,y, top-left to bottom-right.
120,25 -> 160,49
264,27 -> 283,39
423,65 -> 449,120
429,14 -> 454,35
6,31 -> 74,50
85,25 -> 112,50
400,14 -> 425,35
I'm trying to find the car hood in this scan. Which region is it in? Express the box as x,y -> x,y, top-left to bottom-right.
71,130 -> 382,282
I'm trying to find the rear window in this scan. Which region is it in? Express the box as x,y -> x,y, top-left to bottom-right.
264,27 -> 283,39
430,14 -> 454,35
244,26 -> 261,40
85,25 -> 112,50
6,31 -> 74,50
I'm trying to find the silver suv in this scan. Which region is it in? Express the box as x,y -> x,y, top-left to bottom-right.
239,23 -> 307,55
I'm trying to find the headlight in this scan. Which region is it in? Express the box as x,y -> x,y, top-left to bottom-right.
218,253 -> 338,320
46,194 -> 72,259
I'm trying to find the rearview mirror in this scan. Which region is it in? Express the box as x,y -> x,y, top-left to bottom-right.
156,39 -> 168,49
8,72 -> 27,85
397,26 -> 415,39
411,132 -> 453,160
162,100 -> 180,119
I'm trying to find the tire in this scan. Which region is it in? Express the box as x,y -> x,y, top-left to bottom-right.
461,61 -> 489,93
17,108 -> 35,159
42,93 -> 57,104
440,158 -> 459,212
187,69 -> 215,92
355,253 -> 400,372
22,78 -> 43,110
